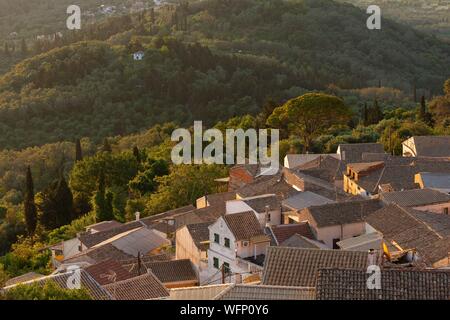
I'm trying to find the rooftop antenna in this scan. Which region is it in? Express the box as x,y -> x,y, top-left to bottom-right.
137,251 -> 141,276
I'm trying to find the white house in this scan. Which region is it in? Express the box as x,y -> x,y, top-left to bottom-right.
207,211 -> 270,284
133,51 -> 145,60
225,194 -> 281,227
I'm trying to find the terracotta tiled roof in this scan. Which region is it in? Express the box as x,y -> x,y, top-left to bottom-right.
298,199 -> 382,228
145,259 -> 198,284
348,158 -> 450,194
85,259 -> 133,286
262,247 -> 369,287
168,204 -> 227,230
3,270 -> 112,300
185,222 -> 212,251
366,204 -> 450,266
270,223 -> 314,245
407,136 -> 450,157
280,234 -> 324,249
4,272 -> 43,287
216,284 -> 316,300
79,221 -> 143,248
282,191 -> 335,211
236,173 -> 298,200
296,155 -> 346,183
380,188 -> 450,207
223,211 -> 265,241
139,205 -> 196,226
167,284 -> 232,300
86,221 -> 123,233
103,271 -> 169,300
338,143 -> 385,162
242,194 -> 280,212
316,268 -> 450,300
63,243 -> 135,265
202,191 -> 236,207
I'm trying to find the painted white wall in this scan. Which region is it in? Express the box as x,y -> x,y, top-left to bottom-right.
314,222 -> 365,248
207,217 -> 268,284
63,238 -> 82,259
226,200 -> 253,214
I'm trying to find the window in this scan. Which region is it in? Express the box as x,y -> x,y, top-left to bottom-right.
223,262 -> 230,274
213,257 -> 219,269
332,238 -> 340,249
224,237 -> 230,248
242,241 -> 249,247
214,233 -> 220,244
444,207 -> 449,215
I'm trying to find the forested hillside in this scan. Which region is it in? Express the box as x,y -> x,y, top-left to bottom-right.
339,0 -> 450,42
0,0 -> 449,150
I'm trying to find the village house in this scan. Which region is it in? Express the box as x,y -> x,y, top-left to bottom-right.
281,191 -> 335,224
60,226 -> 171,267
296,199 -> 382,248
196,191 -> 236,208
142,259 -> 199,289
284,153 -> 340,169
365,204 -> 450,268
207,211 -> 271,284
337,143 -> 386,162
226,194 -> 282,227
261,247 -> 371,287
380,188 -> 450,214
402,136 -> 450,158
268,223 -> 314,245
175,222 -> 211,282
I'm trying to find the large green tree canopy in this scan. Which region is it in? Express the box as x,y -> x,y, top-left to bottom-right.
267,93 -> 352,150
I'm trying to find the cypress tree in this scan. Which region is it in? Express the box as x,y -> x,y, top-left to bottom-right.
371,99 -> 383,124
38,175 -> 74,229
93,171 -> 113,222
75,139 -> 83,162
53,176 -> 74,226
133,146 -> 141,163
24,166 -> 37,235
419,95 -> 426,121
362,103 -> 369,126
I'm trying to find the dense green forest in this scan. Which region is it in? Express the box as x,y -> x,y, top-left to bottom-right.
0,0 -> 449,286
0,0 -> 449,149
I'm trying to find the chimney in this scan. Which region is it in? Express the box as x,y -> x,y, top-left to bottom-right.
264,205 -> 271,227
135,211 -> 140,221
